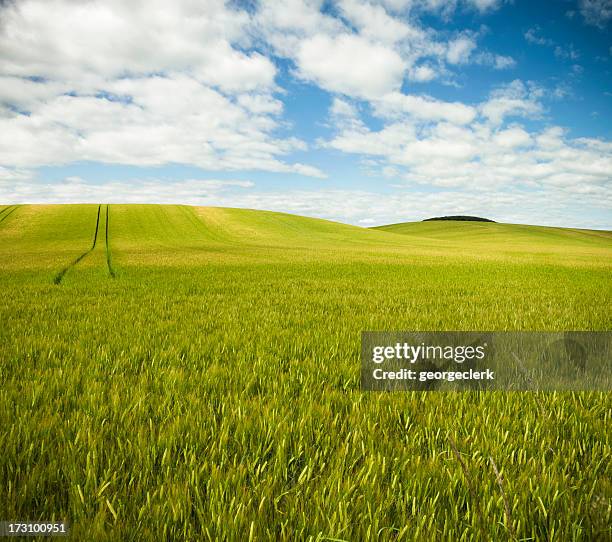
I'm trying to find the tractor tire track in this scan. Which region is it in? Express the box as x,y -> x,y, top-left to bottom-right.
105,204 -> 116,278
54,204 -> 101,285
0,205 -> 19,226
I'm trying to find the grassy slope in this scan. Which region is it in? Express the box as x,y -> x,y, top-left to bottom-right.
376,218 -> 612,242
0,205 -> 611,541
376,219 -> 612,261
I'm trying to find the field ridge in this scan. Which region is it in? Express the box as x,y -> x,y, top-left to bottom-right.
53,204 -> 102,284
0,205 -> 19,226
105,204 -> 116,278
0,205 -> 12,219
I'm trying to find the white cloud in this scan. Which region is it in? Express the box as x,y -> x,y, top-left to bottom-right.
322,80 -> 611,208
480,98 -> 540,125
338,0 -> 415,44
493,126 -> 532,148
1,177 -> 255,205
473,52 -> 516,69
0,77 -> 69,112
0,0 -> 273,92
295,33 -> 406,98
554,44 -> 580,61
0,75 -> 326,177
0,0 -> 328,177
379,0 -> 413,10
257,0 -> 342,35
446,35 -> 477,64
493,55 -> 516,69
525,27 -> 580,61
524,27 -> 555,46
257,0 -> 423,91
466,0 -> 503,11
373,92 -> 477,124
237,94 -> 284,115
579,0 -> 612,28
0,0 -> 530,179
326,117 -> 612,197
254,0 -> 345,57
419,0 -> 459,19
257,0 -> 504,101
409,64 -> 438,81
416,0 -> 505,18
480,80 -> 543,125
330,98 -> 360,119
0,167 -> 33,182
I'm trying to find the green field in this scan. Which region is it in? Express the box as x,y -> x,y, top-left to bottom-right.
1,204 -> 611,541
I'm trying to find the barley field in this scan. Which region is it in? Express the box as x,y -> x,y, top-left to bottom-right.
0,204 -> 610,541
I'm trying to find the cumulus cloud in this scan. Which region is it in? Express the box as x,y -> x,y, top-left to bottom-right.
373,92 -> 477,124
295,33 -> 406,98
0,0 -> 528,182
325,117 -> 612,200
446,35 -> 477,64
0,74 -> 325,177
338,0 -> 416,44
492,126 -> 532,148
0,0 -> 324,177
329,98 -> 360,120
480,80 -> 543,125
258,0 -> 507,102
322,79 -> 611,212
0,0 -> 519,174
408,64 -> 439,81
0,0 -> 273,92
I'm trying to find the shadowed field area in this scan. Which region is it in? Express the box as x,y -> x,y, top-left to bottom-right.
1,204 -> 611,541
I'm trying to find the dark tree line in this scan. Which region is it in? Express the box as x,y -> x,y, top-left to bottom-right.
423,215 -> 496,222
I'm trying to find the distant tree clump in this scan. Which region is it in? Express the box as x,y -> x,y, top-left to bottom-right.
423,215 -> 496,223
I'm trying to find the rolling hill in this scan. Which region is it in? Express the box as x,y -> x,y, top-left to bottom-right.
375,217 -> 612,246
1,204 -> 610,273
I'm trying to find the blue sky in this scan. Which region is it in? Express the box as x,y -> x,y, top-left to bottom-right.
0,0 -> 610,228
